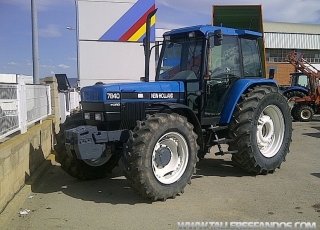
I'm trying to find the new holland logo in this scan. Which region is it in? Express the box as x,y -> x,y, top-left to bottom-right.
151,93 -> 174,99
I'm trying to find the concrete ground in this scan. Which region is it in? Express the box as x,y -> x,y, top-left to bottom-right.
1,116 -> 319,230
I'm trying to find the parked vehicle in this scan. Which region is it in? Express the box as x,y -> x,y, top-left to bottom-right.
55,10 -> 292,201
286,52 -> 320,121
283,72 -> 309,98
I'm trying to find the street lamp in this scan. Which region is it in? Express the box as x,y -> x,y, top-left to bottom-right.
31,0 -> 39,84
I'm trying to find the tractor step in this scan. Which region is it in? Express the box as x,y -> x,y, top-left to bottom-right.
212,138 -> 232,144
208,125 -> 237,156
209,125 -> 228,132
214,150 -> 238,156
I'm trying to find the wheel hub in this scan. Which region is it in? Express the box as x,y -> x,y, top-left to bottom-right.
154,146 -> 172,168
152,132 -> 189,185
301,109 -> 311,119
257,115 -> 274,148
256,105 -> 285,158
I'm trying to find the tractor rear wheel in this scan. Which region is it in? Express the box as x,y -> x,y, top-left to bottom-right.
229,85 -> 292,174
295,105 -> 314,122
123,113 -> 198,201
54,113 -> 120,180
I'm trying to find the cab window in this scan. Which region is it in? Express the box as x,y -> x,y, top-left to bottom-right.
241,38 -> 262,77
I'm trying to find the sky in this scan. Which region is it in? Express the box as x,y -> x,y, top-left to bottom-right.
0,0 -> 320,80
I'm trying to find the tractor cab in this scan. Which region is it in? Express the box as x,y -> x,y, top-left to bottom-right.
290,72 -> 309,89
283,72 -> 310,99
156,26 -> 264,124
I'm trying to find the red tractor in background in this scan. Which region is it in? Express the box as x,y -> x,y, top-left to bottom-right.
286,52 -> 320,121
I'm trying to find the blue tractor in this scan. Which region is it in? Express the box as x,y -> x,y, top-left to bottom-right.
283,72 -> 309,98
55,13 -> 292,201
283,72 -> 309,109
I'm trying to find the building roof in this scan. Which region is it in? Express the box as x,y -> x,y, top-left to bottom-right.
264,22 -> 320,35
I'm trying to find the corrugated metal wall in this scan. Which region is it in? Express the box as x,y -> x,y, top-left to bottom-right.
264,33 -> 320,49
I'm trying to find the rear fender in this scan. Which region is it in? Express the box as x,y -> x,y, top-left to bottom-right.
220,79 -> 278,124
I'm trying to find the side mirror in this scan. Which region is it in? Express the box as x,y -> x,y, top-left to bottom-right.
269,69 -> 275,79
214,29 -> 223,46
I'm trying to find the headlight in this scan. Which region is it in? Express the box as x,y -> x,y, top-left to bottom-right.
84,113 -> 90,120
95,113 -> 102,121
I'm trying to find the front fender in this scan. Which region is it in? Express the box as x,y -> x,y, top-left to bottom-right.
151,102 -> 204,150
219,79 -> 278,124
151,102 -> 201,132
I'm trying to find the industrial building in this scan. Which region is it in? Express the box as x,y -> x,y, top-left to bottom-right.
264,22 -> 320,86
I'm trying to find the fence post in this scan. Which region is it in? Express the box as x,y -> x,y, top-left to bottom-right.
17,78 -> 27,134
43,76 -> 61,134
59,93 -> 66,123
46,85 -> 52,116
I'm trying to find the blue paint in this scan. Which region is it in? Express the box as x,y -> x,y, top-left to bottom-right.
282,85 -> 308,95
81,81 -> 185,102
219,79 -> 278,124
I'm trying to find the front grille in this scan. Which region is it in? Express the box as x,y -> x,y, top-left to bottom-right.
120,102 -> 146,129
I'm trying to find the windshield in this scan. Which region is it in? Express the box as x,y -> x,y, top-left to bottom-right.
157,36 -> 203,81
208,35 -> 241,79
292,74 -> 309,88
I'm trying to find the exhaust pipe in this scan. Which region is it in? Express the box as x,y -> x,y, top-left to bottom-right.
144,8 -> 157,82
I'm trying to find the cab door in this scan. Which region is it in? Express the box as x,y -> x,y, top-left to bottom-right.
203,35 -> 241,118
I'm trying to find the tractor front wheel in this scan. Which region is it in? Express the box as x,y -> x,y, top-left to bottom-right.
54,113 -> 120,180
229,85 -> 292,174
123,113 -> 198,201
284,90 -> 306,102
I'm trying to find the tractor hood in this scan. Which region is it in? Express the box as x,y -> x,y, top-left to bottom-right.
81,81 -> 185,102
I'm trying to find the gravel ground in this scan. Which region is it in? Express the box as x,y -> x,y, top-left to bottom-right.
1,116 -> 319,230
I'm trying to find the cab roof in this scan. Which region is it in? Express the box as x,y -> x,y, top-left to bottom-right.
163,25 -> 262,38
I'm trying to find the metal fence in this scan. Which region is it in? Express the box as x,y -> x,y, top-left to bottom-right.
59,90 -> 80,123
26,84 -> 51,125
0,81 -> 51,140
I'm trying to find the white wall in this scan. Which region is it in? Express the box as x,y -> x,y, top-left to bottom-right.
78,40 -> 155,86
77,0 -> 155,87
0,74 -> 33,84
